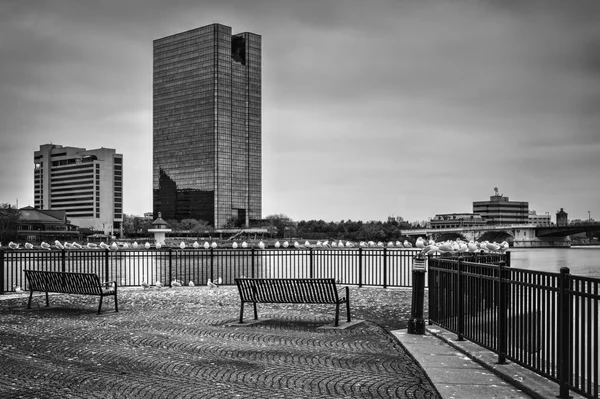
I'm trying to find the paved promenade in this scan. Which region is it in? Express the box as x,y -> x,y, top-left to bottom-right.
0,287 -> 440,398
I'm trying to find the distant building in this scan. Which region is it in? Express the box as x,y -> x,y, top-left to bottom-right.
430,213 -> 486,229
17,206 -> 80,242
153,23 -> 262,228
34,144 -> 123,234
472,188 -> 529,224
528,210 -> 551,226
556,208 -> 568,226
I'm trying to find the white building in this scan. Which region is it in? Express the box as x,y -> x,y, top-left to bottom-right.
528,210 -> 551,226
34,144 -> 123,235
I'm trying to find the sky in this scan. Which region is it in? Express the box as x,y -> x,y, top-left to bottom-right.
0,0 -> 599,223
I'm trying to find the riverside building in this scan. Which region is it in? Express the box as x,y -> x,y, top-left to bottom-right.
153,23 -> 262,227
34,144 -> 123,235
472,188 -> 529,225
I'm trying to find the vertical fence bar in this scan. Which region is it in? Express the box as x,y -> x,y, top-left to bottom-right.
382,248 -> 387,289
251,248 -> 255,278
0,250 -> 4,295
497,261 -> 507,364
168,249 -> 173,286
104,250 -> 110,282
457,257 -> 464,341
358,248 -> 363,288
558,267 -> 571,399
209,248 -> 214,283
61,249 -> 66,272
309,248 -> 314,279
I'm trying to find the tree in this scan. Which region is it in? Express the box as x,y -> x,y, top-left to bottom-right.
265,214 -> 295,239
0,203 -> 21,242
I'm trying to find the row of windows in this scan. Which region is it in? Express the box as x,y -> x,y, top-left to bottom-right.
50,163 -> 94,173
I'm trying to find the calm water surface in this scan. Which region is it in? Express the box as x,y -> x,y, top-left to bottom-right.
510,247 -> 600,278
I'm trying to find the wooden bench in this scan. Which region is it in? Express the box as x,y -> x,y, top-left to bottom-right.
235,278 -> 350,326
24,270 -> 118,315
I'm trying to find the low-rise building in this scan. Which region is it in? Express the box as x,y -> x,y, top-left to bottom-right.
528,210 -> 551,226
430,213 -> 486,229
473,188 -> 529,224
17,206 -> 80,242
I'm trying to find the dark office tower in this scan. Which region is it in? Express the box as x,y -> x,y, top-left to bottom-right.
153,24 -> 261,227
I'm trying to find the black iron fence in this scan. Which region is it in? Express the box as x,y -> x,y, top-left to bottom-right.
1,248 -> 424,294
428,255 -> 599,399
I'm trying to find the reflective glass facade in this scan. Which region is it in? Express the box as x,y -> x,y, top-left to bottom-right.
153,24 -> 261,227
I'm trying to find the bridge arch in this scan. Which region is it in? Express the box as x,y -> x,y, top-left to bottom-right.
431,232 -> 469,242
476,230 -> 514,243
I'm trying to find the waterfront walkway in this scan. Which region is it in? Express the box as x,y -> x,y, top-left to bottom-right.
0,286 -> 555,398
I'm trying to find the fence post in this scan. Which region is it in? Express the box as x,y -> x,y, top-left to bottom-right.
210,247 -> 214,283
382,247 -> 387,289
358,248 -> 363,288
0,250 -> 4,295
251,248 -> 255,278
457,256 -> 464,341
104,249 -> 110,283
497,261 -> 507,364
168,248 -> 173,286
558,267 -> 571,399
61,249 -> 66,272
309,248 -> 314,279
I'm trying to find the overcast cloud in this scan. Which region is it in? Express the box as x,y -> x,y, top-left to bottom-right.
0,0 -> 598,223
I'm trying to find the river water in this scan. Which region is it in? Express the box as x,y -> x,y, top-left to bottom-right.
509,247 -> 600,278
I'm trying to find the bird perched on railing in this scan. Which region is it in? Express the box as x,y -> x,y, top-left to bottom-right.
40,242 -> 51,250
180,242 -> 186,250
204,241 -> 210,249
64,242 -> 74,250
346,241 -> 355,248
294,241 -> 301,249
122,242 -> 129,249
24,242 -> 34,249
54,240 -> 64,250
155,242 -> 162,249
72,242 -> 83,249
211,242 -> 217,249
9,242 -> 20,249
416,237 -> 426,249
99,242 -> 110,250
241,242 -> 248,248
110,242 -> 118,251
258,241 -> 265,249
338,240 -> 345,248
132,242 -> 139,249
232,242 -> 238,249
331,241 -> 337,248
274,241 -> 281,248
193,241 -> 200,249
86,242 -> 98,249
207,279 -> 218,289
403,240 -> 412,248
144,242 -> 151,249
283,241 -> 289,248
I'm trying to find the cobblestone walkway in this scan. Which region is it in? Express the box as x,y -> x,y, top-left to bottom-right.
0,287 -> 440,398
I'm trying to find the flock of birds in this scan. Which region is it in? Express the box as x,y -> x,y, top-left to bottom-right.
1,237 -> 510,254
139,276 -> 223,290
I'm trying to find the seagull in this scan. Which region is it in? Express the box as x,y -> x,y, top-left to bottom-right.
141,280 -> 150,290
87,242 -> 98,249
232,242 -> 238,249
499,241 -> 509,253
122,242 -> 129,249
144,242 -> 151,249
416,237 -> 426,249
467,241 -> 478,252
193,241 -> 200,249
72,242 -> 83,249
99,242 -> 109,250
282,241 -> 289,248
346,241 -> 355,247
425,245 -> 440,255
316,241 -> 323,247
189,281 -> 195,287
132,242 -> 139,249
215,277 -> 222,285
359,241 -> 367,247
156,242 -> 162,249
204,242 -> 210,249
14,285 -> 24,296
171,280 -> 182,287
110,242 -> 118,251
331,241 -> 337,248
258,241 -> 265,249
155,280 -> 164,288
64,242 -> 74,250
241,242 -> 248,248
403,240 -> 412,248
274,241 -> 281,248
377,241 -> 384,248
207,279 -> 218,289
294,241 -> 301,249
40,242 -> 51,250
211,242 -> 217,249
486,241 -> 501,253
9,242 -> 20,249
387,241 -> 394,247
437,241 -> 455,253
54,240 -> 64,250
180,241 -> 186,250
368,241 -> 376,247
24,242 -> 34,249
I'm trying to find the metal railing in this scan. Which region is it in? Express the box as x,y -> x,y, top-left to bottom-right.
1,248 -> 423,294
428,255 -> 599,399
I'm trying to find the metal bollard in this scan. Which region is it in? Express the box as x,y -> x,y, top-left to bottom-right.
408,254 -> 426,334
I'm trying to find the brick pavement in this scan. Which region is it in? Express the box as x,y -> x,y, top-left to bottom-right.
0,287 -> 441,398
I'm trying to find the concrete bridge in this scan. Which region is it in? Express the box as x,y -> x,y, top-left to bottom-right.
401,223 -> 600,248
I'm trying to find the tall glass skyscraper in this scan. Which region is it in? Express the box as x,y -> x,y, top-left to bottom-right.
153,23 -> 261,227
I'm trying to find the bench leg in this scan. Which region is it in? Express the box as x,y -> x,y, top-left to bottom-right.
335,303 -> 340,327
239,302 -> 244,324
27,290 -> 33,309
114,292 -> 119,312
97,296 -> 103,315
45,291 -> 49,307
253,302 -> 258,320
